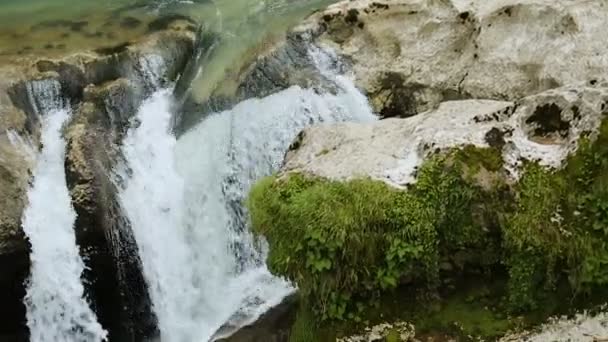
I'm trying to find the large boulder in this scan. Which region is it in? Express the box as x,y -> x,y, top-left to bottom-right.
247,81 -> 608,341
235,2 -> 608,340
0,18 -> 198,340
282,81 -> 608,185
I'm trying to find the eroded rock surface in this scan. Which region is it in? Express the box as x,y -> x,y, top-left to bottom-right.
282,81 -> 608,187
222,0 -> 608,120
499,311 -> 608,342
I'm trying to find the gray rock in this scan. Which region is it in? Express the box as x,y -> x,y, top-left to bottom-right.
217,0 -> 608,120
213,294 -> 298,342
281,82 -> 608,187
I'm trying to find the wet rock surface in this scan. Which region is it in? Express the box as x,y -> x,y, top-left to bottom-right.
0,18 -> 197,340
214,295 -> 298,342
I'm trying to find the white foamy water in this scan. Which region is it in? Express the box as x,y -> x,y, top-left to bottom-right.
22,108 -> 108,342
118,47 -> 376,342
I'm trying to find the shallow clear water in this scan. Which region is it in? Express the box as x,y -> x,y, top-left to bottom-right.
0,0 -> 335,100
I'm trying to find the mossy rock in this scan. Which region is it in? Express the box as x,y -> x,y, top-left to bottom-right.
248,147 -> 505,319
247,119 -> 608,339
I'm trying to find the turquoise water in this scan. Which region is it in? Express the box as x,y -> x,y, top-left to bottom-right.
0,0 -> 168,59
0,0 -> 335,99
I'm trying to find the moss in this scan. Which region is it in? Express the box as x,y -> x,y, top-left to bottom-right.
504,119 -> 608,310
454,144 -> 504,173
385,330 -> 400,342
289,306 -> 319,342
248,148 -> 502,322
419,283 -> 513,339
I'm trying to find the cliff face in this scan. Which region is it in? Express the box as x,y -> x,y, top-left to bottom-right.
0,17 -> 197,340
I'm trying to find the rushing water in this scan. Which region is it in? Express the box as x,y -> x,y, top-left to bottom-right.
21,103 -> 107,342
116,47 -> 375,341
9,1 -> 370,341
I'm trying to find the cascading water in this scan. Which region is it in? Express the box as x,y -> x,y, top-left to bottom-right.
21,81 -> 107,342
117,46 -> 376,341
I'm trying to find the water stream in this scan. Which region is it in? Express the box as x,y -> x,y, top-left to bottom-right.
21,92 -> 108,342
117,48 -> 376,341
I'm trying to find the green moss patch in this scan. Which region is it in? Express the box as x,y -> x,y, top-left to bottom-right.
504,119 -> 608,310
248,148 -> 504,321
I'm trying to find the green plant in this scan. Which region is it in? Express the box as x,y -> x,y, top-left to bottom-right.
289,306 -> 318,342
248,149 -> 502,321
504,119 -> 608,310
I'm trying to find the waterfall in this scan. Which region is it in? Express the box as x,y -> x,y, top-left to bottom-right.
21,89 -> 107,341
117,46 -> 376,341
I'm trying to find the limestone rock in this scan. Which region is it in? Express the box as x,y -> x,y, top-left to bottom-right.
0,65 -> 39,341
337,322 -> 417,342
316,0 -> 608,117
500,310 -> 608,342
282,81 -> 608,187
63,78 -> 155,341
228,0 -> 608,119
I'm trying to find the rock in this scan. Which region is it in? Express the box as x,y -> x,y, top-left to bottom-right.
282,81 -> 608,187
222,0 -> 608,119
213,294 -> 298,342
499,310 -> 608,342
0,65 -> 40,340
233,32 -> 337,102
64,78 -> 157,341
59,24 -> 197,341
0,16 -> 198,340
337,322 -> 417,342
